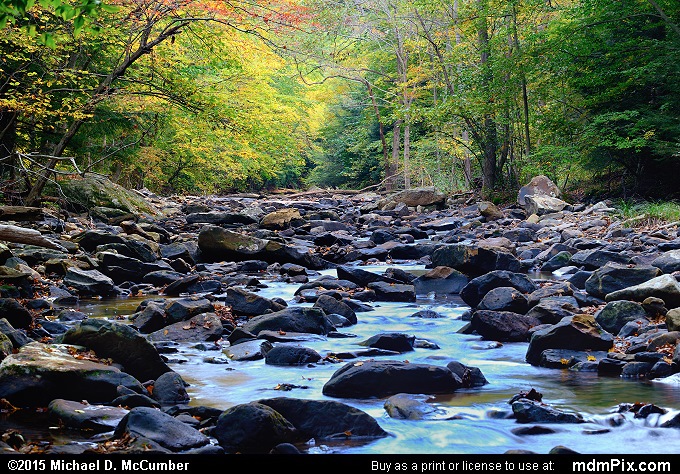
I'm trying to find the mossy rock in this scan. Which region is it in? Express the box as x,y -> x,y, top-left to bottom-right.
50,175 -> 160,218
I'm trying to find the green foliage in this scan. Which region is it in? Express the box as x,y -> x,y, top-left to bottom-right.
613,199 -> 680,227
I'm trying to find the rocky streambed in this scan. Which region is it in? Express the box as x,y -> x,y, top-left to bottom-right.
2,176 -> 680,455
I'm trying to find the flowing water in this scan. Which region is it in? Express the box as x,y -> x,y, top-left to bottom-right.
24,263 -> 680,454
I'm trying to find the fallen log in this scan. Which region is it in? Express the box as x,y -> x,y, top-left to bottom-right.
0,224 -> 66,252
0,206 -> 45,221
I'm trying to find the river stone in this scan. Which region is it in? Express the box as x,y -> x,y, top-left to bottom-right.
150,371 -> 190,406
336,264 -> 400,287
666,308 -> 680,332
114,406 -> 210,452
379,187 -> 446,208
129,302 -> 166,333
0,333 -> 13,360
585,262 -> 662,299
524,195 -> 569,216
313,294 -> 357,324
322,360 -> 462,398
527,282 -> 576,307
59,319 -> 172,382
605,274 -> 680,308
470,310 -> 542,342
460,270 -> 538,308
594,301 -> 648,335
0,298 -> 33,329
241,307 -> 334,336
260,208 -> 303,229
540,251 -> 573,272
71,229 -> 126,252
525,314 -> 614,366
366,281 -> 416,302
446,361 -> 489,387
512,399 -> 585,424
383,394 -> 443,420
525,297 -> 580,325
651,250 -> 680,274
224,339 -> 273,361
48,399 -> 128,432
164,297 -> 214,324
147,312 -> 223,343
0,342 -> 144,406
219,287 -> 286,317
258,397 -> 389,439
413,266 -> 468,296
213,402 -> 299,454
517,175 -> 561,206
359,332 -> 416,353
63,267 -> 117,297
477,287 -> 529,313
430,244 -> 522,278
571,249 -> 633,270
264,344 -> 322,365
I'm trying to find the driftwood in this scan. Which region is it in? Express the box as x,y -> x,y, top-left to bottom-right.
0,224 -> 66,252
0,206 -> 45,222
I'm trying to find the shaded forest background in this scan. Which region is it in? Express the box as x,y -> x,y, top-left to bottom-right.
1,0 -> 679,205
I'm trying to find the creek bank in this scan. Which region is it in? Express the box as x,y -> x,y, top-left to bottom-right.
1,176 -> 680,454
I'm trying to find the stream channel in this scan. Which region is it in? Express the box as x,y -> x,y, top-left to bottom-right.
13,262 -> 680,455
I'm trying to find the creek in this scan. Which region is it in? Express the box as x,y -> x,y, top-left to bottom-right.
10,262 -> 680,455
78,263 -> 680,455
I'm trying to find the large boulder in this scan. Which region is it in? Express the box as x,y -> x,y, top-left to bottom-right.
517,175 -> 561,206
431,244 -> 521,278
470,310 -> 542,342
56,174 -> 161,219
59,319 -> 172,382
377,187 -> 446,208
63,267 -> 118,297
0,342 -> 144,406
322,360 -> 463,398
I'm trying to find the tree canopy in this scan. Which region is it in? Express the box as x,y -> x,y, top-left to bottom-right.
1,0 -> 679,203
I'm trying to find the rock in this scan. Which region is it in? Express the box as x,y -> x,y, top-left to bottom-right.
0,298 -> 33,329
57,174 -> 161,218
595,301 -> 648,335
48,399 -> 128,432
470,310 -> 542,342
63,267 -> 118,297
146,312 -> 223,343
220,287 -> 286,317
185,211 -> 257,225
430,244 -> 522,278
478,201 -> 504,220
512,399 -> 585,424
322,360 -> 462,398
260,208 -> 303,229
666,308 -> 680,332
59,319 -> 172,382
359,332 -> 416,353
651,249 -> 680,274
605,274 -> 680,308
264,345 -> 322,365
460,270 -> 538,308
150,371 -> 190,406
525,314 -> 615,366
517,175 -> 561,206
223,339 -> 273,361
313,294 -> 357,324
258,397 -> 388,439
213,402 -> 298,454
445,361 -> 489,387
585,262 -> 661,298
524,195 -> 569,216
164,297 -> 214,324
477,287 -> 529,313
114,406 -> 210,452
413,266 -> 468,297
0,342 -> 144,406
366,281 -> 416,302
240,307 -> 335,336
379,187 -> 446,208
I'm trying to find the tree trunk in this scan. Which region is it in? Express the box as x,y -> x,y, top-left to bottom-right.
478,0 -> 498,191
0,110 -> 16,180
392,120 -> 401,189
365,82 -> 393,191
